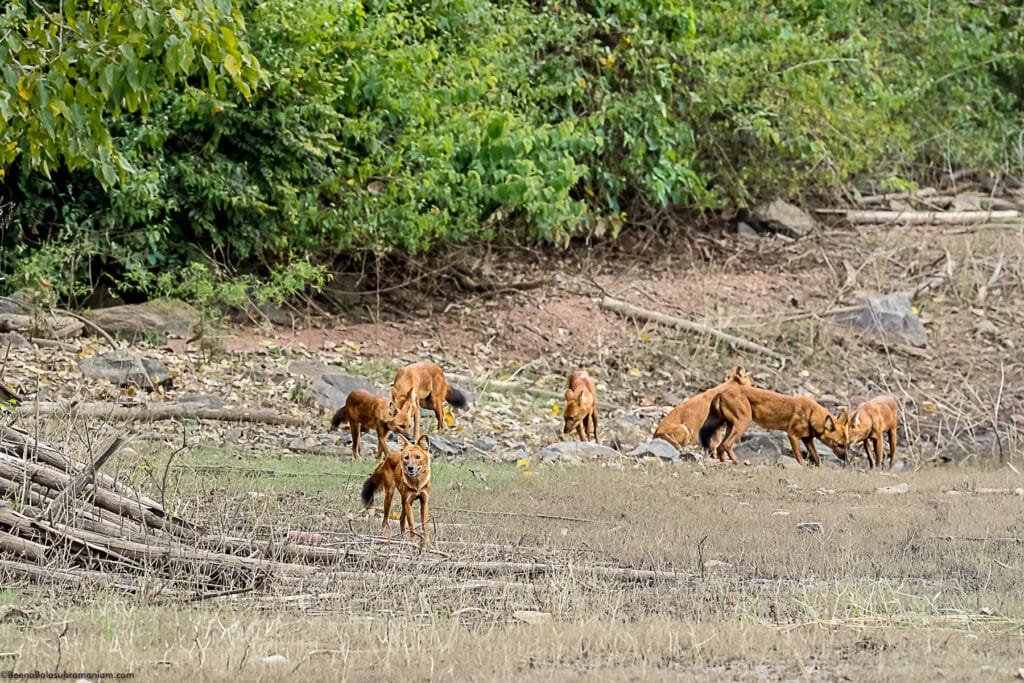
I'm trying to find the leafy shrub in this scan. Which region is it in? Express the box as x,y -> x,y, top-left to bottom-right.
2,0 -> 1022,301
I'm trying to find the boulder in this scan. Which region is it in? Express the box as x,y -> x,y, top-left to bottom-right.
308,373 -> 381,410
88,299 -> 200,341
831,292 -> 928,348
78,350 -> 172,390
542,441 -> 620,464
627,439 -> 681,462
748,199 -> 818,238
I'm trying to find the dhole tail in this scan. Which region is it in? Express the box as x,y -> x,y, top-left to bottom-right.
361,465 -> 385,507
446,386 -> 469,410
698,395 -> 726,450
330,405 -> 348,431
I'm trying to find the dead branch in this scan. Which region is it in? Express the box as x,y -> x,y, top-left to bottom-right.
13,401 -> 304,427
842,209 -> 1021,225
599,297 -> 788,362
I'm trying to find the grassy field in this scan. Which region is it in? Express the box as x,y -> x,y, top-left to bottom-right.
2,441 -> 1023,681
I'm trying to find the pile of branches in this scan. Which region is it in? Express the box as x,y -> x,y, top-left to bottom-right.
0,425 -> 685,598
0,425 -> 317,595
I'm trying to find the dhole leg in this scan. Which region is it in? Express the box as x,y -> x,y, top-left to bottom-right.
887,428 -> 898,471
787,434 -> 806,466
376,428 -> 389,460
576,422 -> 586,441
803,437 -> 822,467
873,437 -> 885,472
420,496 -> 431,550
351,423 -> 362,460
718,422 -> 745,465
862,441 -> 875,469
411,399 -> 422,439
591,411 -> 601,445
402,496 -> 416,542
380,486 -> 393,537
433,404 -> 445,435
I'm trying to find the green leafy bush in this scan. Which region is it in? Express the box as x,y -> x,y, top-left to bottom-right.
2,0 -> 1022,301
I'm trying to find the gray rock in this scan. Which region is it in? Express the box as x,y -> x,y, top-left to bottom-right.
78,350 -> 172,390
224,427 -> 245,443
831,292 -> 928,348
627,438 -> 681,461
88,299 -> 200,341
496,443 -> 529,463
308,373 -> 381,410
777,456 -> 804,470
750,199 -> 817,238
736,221 -> 760,238
425,435 -> 463,458
474,436 -> 498,453
733,433 -> 785,460
542,441 -> 620,464
0,332 -> 31,349
975,320 -> 999,338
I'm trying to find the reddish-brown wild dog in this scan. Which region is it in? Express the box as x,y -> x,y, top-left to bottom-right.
699,385 -> 838,466
563,370 -> 600,444
654,364 -> 755,449
832,396 -> 900,470
330,390 -> 413,460
391,362 -> 468,438
360,434 -> 432,549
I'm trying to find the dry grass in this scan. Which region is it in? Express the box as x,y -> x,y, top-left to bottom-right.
3,446 -> 1023,681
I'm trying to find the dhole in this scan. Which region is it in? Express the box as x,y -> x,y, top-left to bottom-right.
699,385 -> 838,466
330,390 -> 414,460
563,370 -> 600,444
391,362 -> 468,438
831,396 -> 900,471
654,365 -> 755,449
360,434 -> 432,549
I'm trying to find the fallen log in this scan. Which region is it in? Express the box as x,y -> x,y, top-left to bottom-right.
599,297 -> 788,362
13,401 -> 304,427
843,209 -> 1020,225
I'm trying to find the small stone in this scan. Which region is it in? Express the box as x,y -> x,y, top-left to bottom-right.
876,482 -> 909,495
797,522 -> 823,533
262,655 -> 288,666
513,610 -> 552,625
736,221 -> 760,238
975,320 -> 999,338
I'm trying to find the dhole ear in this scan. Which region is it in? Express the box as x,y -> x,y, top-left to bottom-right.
416,435 -> 430,452
387,400 -> 397,414
853,414 -> 862,427
398,434 -> 412,447
579,391 -> 592,406
824,415 -> 835,430
564,389 -> 574,401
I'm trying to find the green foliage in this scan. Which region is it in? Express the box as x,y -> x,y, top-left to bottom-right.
0,0 -> 260,186
2,0 -> 1022,302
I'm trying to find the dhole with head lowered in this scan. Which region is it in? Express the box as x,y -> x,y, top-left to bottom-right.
831,396 -> 900,470
699,384 -> 839,466
563,370 -> 600,444
654,364 -> 755,449
391,362 -> 468,438
330,390 -> 414,460
360,434 -> 433,549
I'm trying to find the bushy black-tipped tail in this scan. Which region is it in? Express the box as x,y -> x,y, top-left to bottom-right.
698,396 -> 726,450
446,385 -> 469,410
330,405 -> 348,431
361,471 -> 381,507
